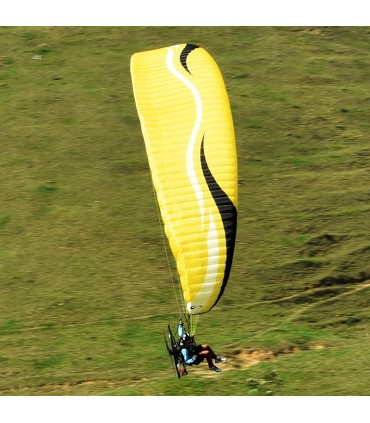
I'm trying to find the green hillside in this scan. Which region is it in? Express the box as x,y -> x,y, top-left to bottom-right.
0,26 -> 369,396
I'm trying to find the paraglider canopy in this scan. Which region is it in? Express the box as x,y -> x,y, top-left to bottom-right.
130,44 -> 237,332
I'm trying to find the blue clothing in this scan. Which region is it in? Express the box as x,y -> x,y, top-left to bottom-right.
178,322 -> 197,365
181,347 -> 196,365
177,321 -> 184,338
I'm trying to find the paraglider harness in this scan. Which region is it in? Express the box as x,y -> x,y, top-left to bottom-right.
164,319 -> 196,379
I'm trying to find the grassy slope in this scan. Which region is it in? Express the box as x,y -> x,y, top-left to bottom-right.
0,26 -> 369,395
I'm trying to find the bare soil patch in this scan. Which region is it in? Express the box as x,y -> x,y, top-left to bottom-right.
190,343 -> 327,377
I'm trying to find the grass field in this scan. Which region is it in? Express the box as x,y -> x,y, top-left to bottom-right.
1,26 -> 369,396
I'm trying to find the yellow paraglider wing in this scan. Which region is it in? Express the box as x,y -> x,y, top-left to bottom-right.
130,44 -> 237,315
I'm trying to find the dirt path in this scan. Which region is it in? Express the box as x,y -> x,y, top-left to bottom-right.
288,281 -> 370,322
